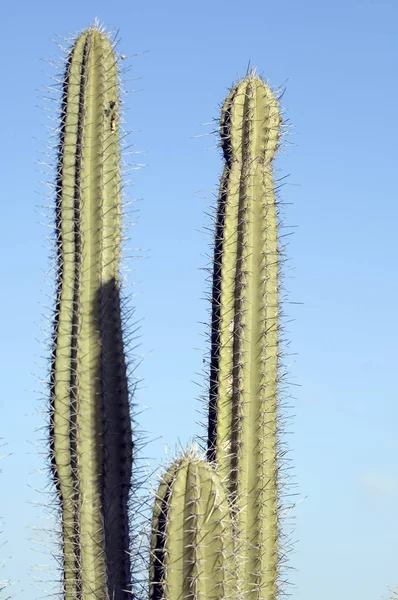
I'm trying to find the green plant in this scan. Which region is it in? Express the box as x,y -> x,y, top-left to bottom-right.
207,73 -> 282,600
3,22 -> 286,600
150,451 -> 236,600
149,73 -> 282,600
49,24 -> 132,600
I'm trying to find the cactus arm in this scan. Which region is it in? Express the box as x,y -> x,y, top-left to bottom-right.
150,456 -> 236,600
208,75 -> 281,600
50,25 -> 132,600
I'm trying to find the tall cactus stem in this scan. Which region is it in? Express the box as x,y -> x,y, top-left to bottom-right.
49,23 -> 132,600
207,72 -> 282,600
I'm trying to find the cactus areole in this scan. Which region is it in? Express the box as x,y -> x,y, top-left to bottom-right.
49,25 -> 132,600
208,74 -> 281,600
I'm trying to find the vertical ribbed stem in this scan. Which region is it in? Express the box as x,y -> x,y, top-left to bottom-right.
50,24 -> 132,600
150,454 -> 236,600
208,74 -> 281,600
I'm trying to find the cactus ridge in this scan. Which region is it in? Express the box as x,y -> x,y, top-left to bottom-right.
49,23 -> 133,600
150,450 -> 236,600
207,73 -> 282,600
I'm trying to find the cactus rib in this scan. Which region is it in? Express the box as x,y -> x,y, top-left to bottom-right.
49,24 -> 132,600
207,73 -> 281,600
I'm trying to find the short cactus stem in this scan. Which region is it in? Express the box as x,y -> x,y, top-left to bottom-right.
49,24 -> 132,600
150,451 -> 236,600
207,73 -> 282,600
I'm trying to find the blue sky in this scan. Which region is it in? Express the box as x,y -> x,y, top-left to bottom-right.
0,0 -> 397,598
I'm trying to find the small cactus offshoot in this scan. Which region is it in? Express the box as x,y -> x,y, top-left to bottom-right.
150,451 -> 236,600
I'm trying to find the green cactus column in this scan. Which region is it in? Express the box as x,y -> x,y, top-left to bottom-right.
49,24 -> 132,600
150,453 -> 236,600
207,73 -> 281,600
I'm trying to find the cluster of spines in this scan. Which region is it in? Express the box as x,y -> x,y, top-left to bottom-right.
49,23 -> 133,600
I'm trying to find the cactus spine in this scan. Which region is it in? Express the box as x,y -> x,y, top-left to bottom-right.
50,24 -> 132,600
150,453 -> 236,600
208,73 -> 281,600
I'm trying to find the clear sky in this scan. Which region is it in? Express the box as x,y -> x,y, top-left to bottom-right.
0,0 -> 397,598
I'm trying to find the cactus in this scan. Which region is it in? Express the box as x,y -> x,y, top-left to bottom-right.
207,73 -> 282,600
150,452 -> 236,600
6,20 -> 288,600
49,23 -> 132,600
